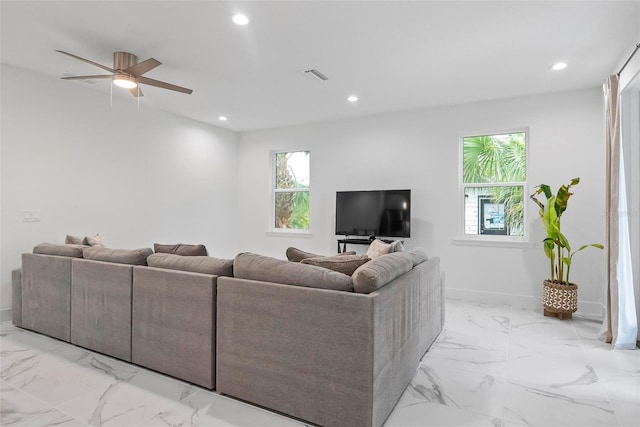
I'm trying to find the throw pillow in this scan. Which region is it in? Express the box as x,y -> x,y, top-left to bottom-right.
409,247 -> 429,266
86,234 -> 106,247
285,246 -> 356,262
352,251 -> 413,294
301,255 -> 370,276
366,239 -> 391,259
234,252 -> 353,292
65,235 -> 88,245
154,243 -> 208,256
389,240 -> 405,253
83,247 -> 153,265
34,243 -> 88,258
285,247 -> 322,262
147,253 -> 233,277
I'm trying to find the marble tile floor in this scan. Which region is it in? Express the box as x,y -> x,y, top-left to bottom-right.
1,299 -> 638,427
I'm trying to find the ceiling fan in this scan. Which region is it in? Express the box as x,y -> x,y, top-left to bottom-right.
56,50 -> 193,97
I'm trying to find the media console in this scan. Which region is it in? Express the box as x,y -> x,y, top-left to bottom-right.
337,238 -> 397,253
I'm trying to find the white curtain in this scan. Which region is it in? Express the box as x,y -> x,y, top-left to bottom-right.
600,74 -> 638,349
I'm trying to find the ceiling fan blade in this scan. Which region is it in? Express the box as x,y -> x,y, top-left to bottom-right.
61,75 -> 112,80
56,50 -> 114,73
125,58 -> 161,77
137,76 -> 193,94
129,86 -> 144,97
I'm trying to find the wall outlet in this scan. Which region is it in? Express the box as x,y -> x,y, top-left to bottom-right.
22,210 -> 41,222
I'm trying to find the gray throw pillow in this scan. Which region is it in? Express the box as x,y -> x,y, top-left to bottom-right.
33,243 -> 88,258
285,247 -> 321,262
301,255 -> 370,276
409,247 -> 429,266
234,252 -> 353,292
147,253 -> 233,277
65,235 -> 88,245
352,251 -> 413,294
83,247 -> 153,265
154,243 -> 208,256
86,234 -> 106,247
286,246 -> 356,262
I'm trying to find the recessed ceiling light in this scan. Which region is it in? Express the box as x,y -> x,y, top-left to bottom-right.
232,14 -> 249,25
218,116 -> 228,121
552,62 -> 568,71
347,95 -> 358,102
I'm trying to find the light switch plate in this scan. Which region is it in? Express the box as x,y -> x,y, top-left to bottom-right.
22,210 -> 41,222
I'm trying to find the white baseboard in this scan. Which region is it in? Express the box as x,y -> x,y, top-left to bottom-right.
446,287 -> 605,320
0,308 -> 12,323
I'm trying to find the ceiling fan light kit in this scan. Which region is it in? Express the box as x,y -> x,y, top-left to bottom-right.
113,74 -> 137,89
56,50 -> 193,97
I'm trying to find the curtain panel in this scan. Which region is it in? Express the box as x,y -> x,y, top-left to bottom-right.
600,74 -> 638,349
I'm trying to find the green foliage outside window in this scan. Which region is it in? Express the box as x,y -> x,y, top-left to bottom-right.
463,132 -> 526,235
275,151 -> 310,229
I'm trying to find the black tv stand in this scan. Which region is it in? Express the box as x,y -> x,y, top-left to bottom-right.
337,237 -> 395,253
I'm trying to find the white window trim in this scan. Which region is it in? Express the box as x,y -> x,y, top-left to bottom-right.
457,128 -> 531,245
268,149 -> 311,235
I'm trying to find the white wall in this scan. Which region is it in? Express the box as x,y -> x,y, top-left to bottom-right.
0,64 -> 239,313
237,88 -> 606,315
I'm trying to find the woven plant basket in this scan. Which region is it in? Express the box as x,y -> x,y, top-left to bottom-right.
543,280 -> 577,315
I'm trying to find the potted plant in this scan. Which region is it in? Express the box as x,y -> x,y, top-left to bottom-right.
530,178 -> 604,319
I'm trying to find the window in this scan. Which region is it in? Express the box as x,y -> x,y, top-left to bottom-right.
461,131 -> 527,238
273,150 -> 310,230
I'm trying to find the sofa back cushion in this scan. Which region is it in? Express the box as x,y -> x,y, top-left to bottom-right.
234,252 -> 353,292
83,247 -> 153,265
154,243 -> 208,256
300,255 -> 370,276
33,243 -> 88,258
352,252 -> 413,294
147,253 -> 233,277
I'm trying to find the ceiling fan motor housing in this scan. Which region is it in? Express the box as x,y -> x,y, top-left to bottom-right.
113,51 -> 138,71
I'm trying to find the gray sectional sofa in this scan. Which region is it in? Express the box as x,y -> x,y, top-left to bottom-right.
12,242 -> 445,427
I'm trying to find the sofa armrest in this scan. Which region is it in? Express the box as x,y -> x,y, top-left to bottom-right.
216,278 -> 375,427
21,253 -> 72,341
11,268 -> 22,327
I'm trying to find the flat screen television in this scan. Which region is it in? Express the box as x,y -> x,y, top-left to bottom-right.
335,189 -> 411,238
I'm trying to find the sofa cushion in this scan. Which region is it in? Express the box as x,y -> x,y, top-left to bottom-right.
33,243 -> 88,258
147,253 -> 233,277
366,239 -> 391,259
154,243 -> 208,256
83,247 -> 153,265
301,255 -> 370,276
352,252 -> 413,294
234,252 -> 353,292
409,247 -> 429,266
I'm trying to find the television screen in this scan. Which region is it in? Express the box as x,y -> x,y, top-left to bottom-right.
335,190 -> 411,238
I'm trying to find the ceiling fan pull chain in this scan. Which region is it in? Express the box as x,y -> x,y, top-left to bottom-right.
110,81 -> 113,108
137,86 -> 140,109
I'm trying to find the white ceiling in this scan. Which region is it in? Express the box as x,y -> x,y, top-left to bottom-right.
1,1 -> 639,132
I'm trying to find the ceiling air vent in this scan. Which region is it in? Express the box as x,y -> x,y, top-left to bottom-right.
302,68 -> 329,81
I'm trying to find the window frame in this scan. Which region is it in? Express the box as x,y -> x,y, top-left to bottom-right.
457,128 -> 531,246
269,149 -> 311,235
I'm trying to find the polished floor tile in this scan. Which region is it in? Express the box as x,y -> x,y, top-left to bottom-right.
1,300 -> 638,426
